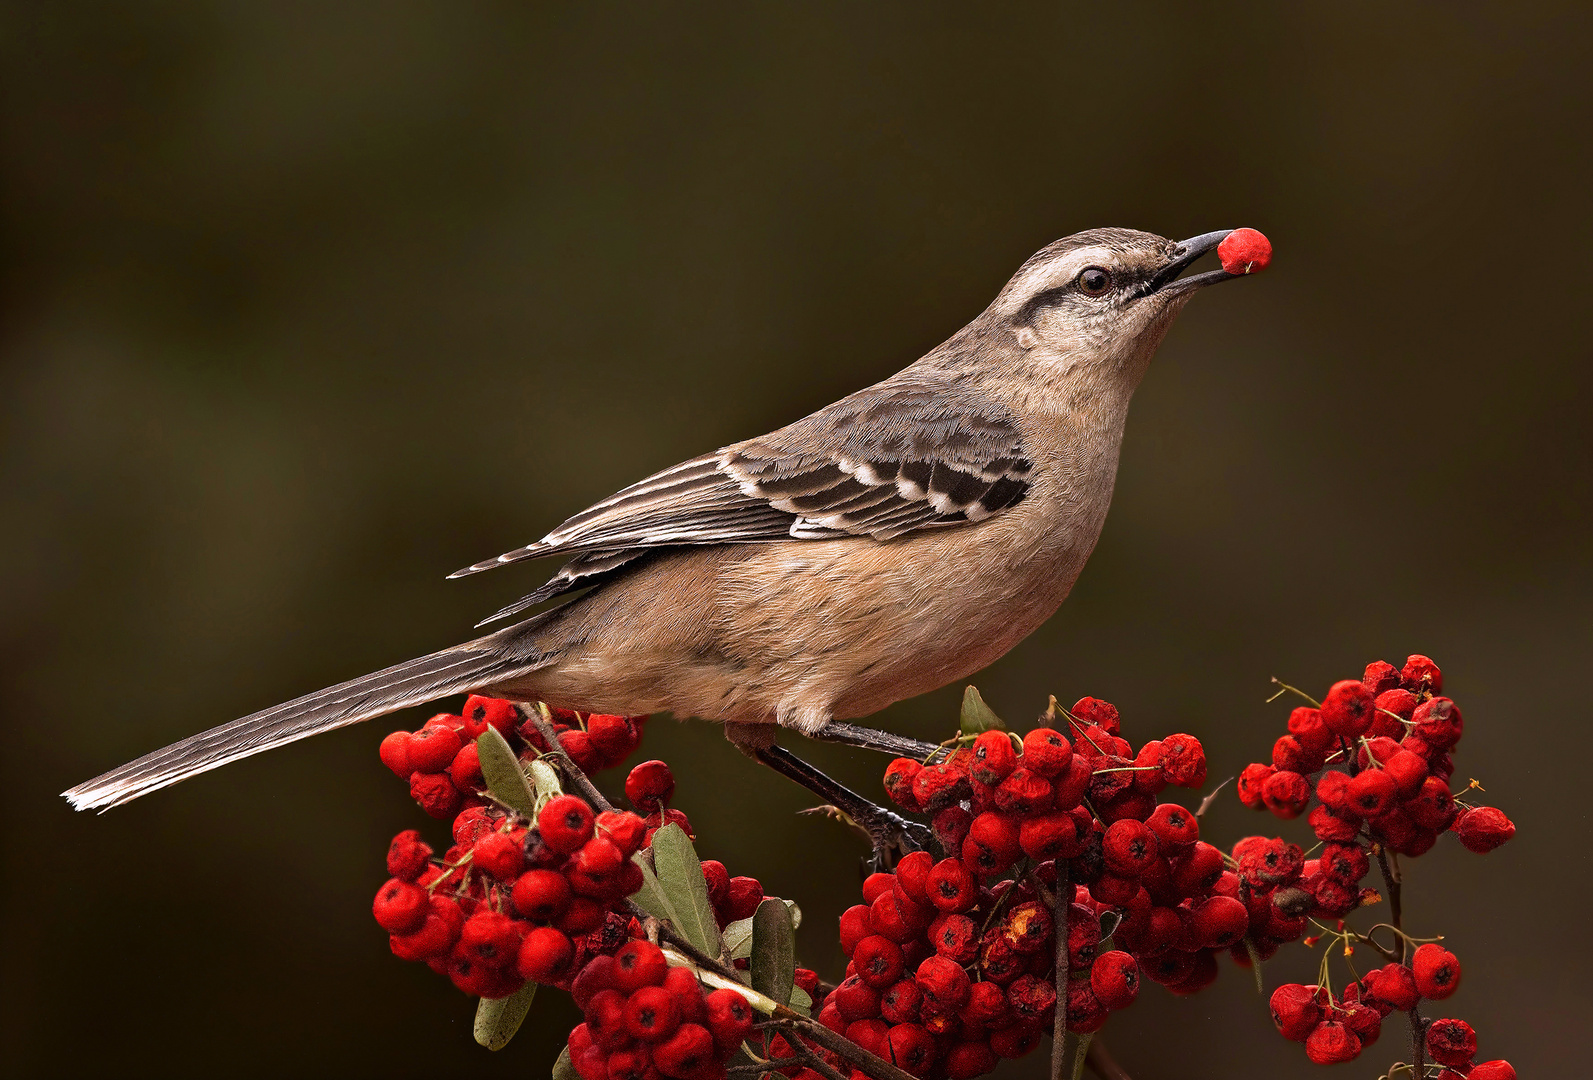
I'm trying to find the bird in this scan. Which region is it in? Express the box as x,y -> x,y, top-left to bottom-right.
64,226 -> 1261,818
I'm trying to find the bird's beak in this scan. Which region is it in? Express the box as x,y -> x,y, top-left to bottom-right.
1139,229 -> 1241,298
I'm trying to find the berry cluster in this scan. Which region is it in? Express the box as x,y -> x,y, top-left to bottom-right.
374,785 -> 650,999
374,712 -> 798,1077
857,700 -> 1217,1077
566,939 -> 761,1080
379,695 -> 646,820
1235,656 -> 1515,1076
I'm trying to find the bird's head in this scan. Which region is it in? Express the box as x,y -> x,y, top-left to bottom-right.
979,227 -> 1259,403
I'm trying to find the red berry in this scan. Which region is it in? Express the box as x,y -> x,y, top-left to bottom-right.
1454,806 -> 1515,853
388,901 -> 461,962
912,763 -> 972,813
378,731 -> 413,777
703,987 -> 754,1053
725,877 -> 763,922
854,935 -> 906,989
1237,763 -> 1275,809
516,926 -> 576,982
1065,978 -> 1108,1033
652,1022 -> 716,1079
1038,762 -> 1084,821
559,730 -> 604,773
408,771 -> 463,819
1070,697 -> 1120,734
1407,776 -> 1458,830
571,954 -> 617,1010
459,910 -> 524,968
448,742 -> 484,791
1089,950 -> 1140,1010
945,1041 -> 997,1080
830,975 -> 882,1022
1021,726 -> 1073,777
1158,734 -> 1206,788
882,759 -> 924,811
1362,661 -> 1401,694
1321,680 -> 1376,737
1348,769 -> 1397,817
892,851 -> 934,906
993,768 -> 1053,814
1413,697 -> 1464,750
928,914 -> 979,965
1342,1001 -> 1382,1047
924,860 -> 976,915
625,760 -> 676,812
1217,227 -> 1272,275
1400,654 -> 1442,692
624,985 -> 683,1042
916,955 -> 971,1012
539,794 -> 597,854
962,811 -> 1021,878
884,1023 -> 937,1078
472,830 -> 525,881
1269,983 -> 1323,1042
1426,1018 -> 1477,1067
613,939 -> 670,992
1363,962 -> 1420,1011
596,810 -> 648,858
588,714 -> 640,760
1412,943 -> 1461,999
1305,1020 -> 1361,1064
373,878 -> 429,934
511,869 -> 573,922
844,1018 -> 890,1058
969,730 -> 1018,784
1005,974 -> 1056,1026
606,1047 -> 651,1080
1469,1062 -> 1516,1080
663,965 -> 708,1024
1261,769 -> 1311,818
991,1020 -> 1044,1057
881,978 -> 923,1024
407,725 -> 463,773
460,695 -> 515,734
1102,818 -> 1159,878
386,829 -> 433,882
1145,802 -> 1199,849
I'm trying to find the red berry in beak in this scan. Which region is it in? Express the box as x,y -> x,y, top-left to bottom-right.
1218,228 -> 1272,275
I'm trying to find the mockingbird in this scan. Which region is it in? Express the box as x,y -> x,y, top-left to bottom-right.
65,227 -> 1261,825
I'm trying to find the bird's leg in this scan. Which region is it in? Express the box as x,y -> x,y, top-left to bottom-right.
751,743 -> 933,869
811,721 -> 945,762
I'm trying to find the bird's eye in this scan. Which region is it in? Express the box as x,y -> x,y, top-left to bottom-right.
1078,267 -> 1112,296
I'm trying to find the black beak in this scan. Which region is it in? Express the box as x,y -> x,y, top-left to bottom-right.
1138,229 -> 1242,297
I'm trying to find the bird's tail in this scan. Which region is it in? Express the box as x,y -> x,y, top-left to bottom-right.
63,639 -> 542,813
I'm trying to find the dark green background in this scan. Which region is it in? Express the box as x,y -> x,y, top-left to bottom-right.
2,3 -> 1587,1077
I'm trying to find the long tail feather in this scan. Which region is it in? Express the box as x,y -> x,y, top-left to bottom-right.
63,643 -> 537,812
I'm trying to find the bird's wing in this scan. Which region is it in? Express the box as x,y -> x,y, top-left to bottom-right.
452,379 -> 1033,618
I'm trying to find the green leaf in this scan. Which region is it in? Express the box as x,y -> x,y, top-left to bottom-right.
473,981 -> 538,1050
629,851 -> 681,927
787,984 -> 812,1016
749,898 -> 795,1012
960,685 -> 1005,736
477,727 -> 539,817
649,824 -> 722,958
723,900 -> 802,960
552,1043 -> 578,1080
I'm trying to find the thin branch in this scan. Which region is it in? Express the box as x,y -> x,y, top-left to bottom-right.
517,703 -> 615,813
792,1037 -> 853,1080
1373,839 -> 1426,1077
1050,863 -> 1071,1080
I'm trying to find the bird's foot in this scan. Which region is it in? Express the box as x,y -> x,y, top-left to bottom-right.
753,744 -> 931,869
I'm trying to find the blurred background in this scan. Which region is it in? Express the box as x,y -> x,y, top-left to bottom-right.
2,3 -> 1588,1077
